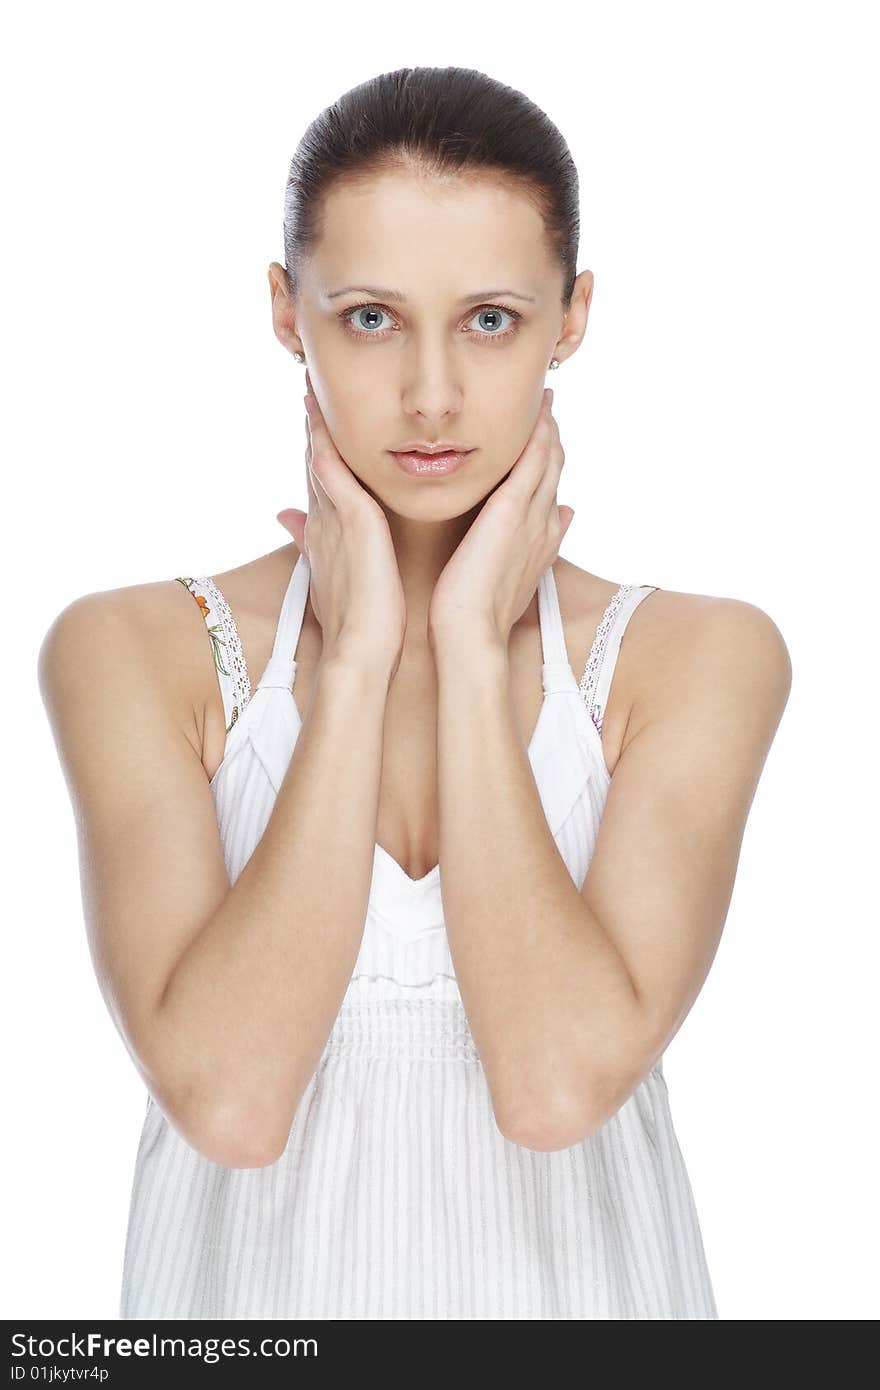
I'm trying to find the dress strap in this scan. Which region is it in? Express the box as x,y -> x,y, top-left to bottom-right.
257,551 -> 312,691
538,564 -> 577,694
578,584 -> 660,734
175,575 -> 251,734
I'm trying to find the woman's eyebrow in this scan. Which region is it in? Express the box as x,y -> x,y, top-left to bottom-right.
324,285 -> 536,304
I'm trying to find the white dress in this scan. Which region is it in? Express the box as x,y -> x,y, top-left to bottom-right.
119,552 -> 718,1319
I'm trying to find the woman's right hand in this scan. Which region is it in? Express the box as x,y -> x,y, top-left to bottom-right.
276,372 -> 407,676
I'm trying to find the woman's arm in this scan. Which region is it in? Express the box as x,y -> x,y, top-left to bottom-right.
434,595 -> 792,1150
38,587 -> 393,1168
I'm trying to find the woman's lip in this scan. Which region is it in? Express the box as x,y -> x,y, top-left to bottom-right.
390,448 -> 475,477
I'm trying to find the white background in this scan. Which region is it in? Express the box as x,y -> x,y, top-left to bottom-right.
4,0 -> 877,1321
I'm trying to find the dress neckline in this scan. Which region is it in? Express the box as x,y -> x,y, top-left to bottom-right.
252,551 -> 592,891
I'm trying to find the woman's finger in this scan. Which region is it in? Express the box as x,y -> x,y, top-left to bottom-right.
304,415 -> 332,510
304,456 -> 319,512
307,455 -> 333,509
304,411 -> 337,511
303,395 -> 339,505
301,408 -> 324,513
530,415 -> 565,519
304,409 -> 313,472
303,386 -> 366,507
504,391 -> 557,507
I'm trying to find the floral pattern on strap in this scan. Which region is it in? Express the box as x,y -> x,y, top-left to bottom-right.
175,576 -> 251,735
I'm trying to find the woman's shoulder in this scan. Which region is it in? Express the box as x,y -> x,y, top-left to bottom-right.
556,558 -> 790,744
48,541 -> 296,663
555,555 -> 776,654
551,556 -> 694,682
555,557 -> 786,728
40,542 -> 303,777
191,541 -> 302,626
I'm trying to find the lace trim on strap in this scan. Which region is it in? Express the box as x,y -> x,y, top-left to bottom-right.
175,575 -> 252,734
577,584 -> 636,735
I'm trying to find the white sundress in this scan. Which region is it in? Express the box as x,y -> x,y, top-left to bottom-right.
119,551 -> 719,1320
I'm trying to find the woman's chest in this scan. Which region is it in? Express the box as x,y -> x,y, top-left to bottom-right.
368,640 -> 551,882
199,574 -> 635,882
288,622 -> 623,885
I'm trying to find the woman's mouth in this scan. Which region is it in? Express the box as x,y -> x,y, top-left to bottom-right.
390,449 -> 475,477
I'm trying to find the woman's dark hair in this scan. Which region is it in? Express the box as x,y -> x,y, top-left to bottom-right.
283,66 -> 579,308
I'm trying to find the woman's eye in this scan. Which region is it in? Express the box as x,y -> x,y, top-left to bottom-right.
467,305 -> 516,336
344,305 -> 392,334
338,302 -> 521,343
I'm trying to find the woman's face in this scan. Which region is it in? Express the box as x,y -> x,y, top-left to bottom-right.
269,168 -> 591,513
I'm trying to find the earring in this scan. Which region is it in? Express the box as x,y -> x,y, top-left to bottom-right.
549,357 -> 560,370
293,351 -> 305,364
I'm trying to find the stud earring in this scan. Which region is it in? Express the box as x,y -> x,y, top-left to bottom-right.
293,351 -> 305,364
549,357 -> 560,370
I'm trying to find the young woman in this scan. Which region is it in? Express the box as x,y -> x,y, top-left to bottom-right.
38,66 -> 791,1320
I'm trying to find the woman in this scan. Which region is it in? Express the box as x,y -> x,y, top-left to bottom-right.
38,66 -> 791,1320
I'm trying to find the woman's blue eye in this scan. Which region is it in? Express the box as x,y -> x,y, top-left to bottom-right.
338,302 -> 522,343
348,305 -> 390,333
471,306 -> 510,335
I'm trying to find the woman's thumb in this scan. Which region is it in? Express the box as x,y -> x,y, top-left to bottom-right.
276,508 -> 308,555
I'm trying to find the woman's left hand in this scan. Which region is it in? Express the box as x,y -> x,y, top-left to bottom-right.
428,388 -> 575,648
